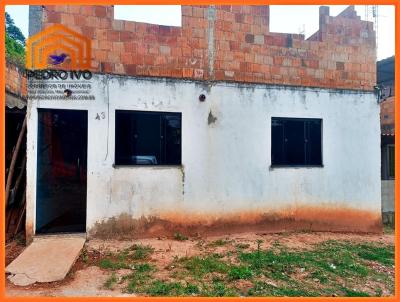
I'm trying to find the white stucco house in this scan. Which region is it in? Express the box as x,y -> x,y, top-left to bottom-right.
24,5 -> 382,240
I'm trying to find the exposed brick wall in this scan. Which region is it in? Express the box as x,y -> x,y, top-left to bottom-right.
5,61 -> 27,99
38,5 -> 376,90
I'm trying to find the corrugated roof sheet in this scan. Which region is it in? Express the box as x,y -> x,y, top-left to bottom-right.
6,92 -> 26,109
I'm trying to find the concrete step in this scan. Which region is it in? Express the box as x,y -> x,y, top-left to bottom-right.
6,234 -> 86,286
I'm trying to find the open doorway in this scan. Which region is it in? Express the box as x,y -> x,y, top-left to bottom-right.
36,109 -> 87,234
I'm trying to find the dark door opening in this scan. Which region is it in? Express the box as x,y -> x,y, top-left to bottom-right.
36,109 -> 87,234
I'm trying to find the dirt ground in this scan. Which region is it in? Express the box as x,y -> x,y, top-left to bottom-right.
5,231 -> 395,297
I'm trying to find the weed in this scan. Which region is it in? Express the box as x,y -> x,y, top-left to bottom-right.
127,244 -> 154,260
375,288 -> 383,297
179,255 -> 229,277
99,259 -> 129,270
309,270 -> 328,284
81,249 -> 88,263
342,287 -> 370,297
228,266 -> 253,280
146,280 -> 185,296
236,243 -> 250,250
248,281 -> 316,297
174,233 -> 188,241
208,239 -> 230,247
354,244 -> 394,266
211,252 -> 224,258
121,261 -> 157,293
133,263 -> 155,273
104,273 -> 117,290
184,283 -> 200,295
204,281 -> 238,297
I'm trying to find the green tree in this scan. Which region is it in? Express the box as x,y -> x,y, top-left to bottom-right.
5,12 -> 25,45
5,12 -> 25,66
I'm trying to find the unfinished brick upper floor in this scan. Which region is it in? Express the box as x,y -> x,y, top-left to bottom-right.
38,5 -> 376,91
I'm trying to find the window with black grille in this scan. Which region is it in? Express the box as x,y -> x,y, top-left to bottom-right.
271,117 -> 322,166
115,110 -> 181,165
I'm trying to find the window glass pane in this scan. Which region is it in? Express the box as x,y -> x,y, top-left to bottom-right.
115,112 -> 133,165
285,120 -> 305,165
162,115 -> 181,165
307,120 -> 322,165
271,119 -> 285,165
115,110 -> 181,165
271,117 -> 322,166
132,112 -> 160,165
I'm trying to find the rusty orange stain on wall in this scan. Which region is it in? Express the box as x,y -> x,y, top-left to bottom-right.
89,205 -> 382,239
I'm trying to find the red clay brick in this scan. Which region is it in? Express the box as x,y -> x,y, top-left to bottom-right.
182,68 -> 194,78
80,6 -> 94,16
94,6 -> 106,18
107,30 -> 120,42
171,68 -> 183,78
46,12 -> 61,23
40,4 -> 376,91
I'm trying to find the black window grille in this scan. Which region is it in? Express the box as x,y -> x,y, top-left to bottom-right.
115,110 -> 181,165
271,117 -> 322,166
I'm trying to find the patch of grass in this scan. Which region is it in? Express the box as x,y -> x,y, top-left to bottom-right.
248,281 -> 317,297
178,255 -> 230,277
174,233 -> 188,241
184,283 -> 200,295
201,281 -> 238,297
127,244 -> 155,260
122,261 -> 157,294
238,240 -> 394,295
99,258 -> 129,270
146,280 -> 185,296
309,270 -> 328,284
238,247 -> 304,277
342,287 -> 370,297
354,244 -> 394,266
104,273 -> 117,290
96,238 -> 394,297
133,263 -> 155,273
99,244 -> 155,271
142,280 -> 200,296
228,266 -> 253,280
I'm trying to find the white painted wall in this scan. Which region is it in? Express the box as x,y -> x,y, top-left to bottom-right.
26,74 -> 381,235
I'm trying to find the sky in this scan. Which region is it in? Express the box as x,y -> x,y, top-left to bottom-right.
5,5 -> 395,60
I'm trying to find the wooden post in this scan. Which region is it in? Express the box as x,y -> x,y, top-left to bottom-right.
5,115 -> 27,205
11,155 -> 26,205
6,156 -> 26,234
13,193 -> 26,238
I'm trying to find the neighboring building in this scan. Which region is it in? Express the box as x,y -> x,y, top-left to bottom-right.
377,56 -> 395,226
5,61 -> 27,165
5,61 -> 27,239
24,5 -> 381,241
